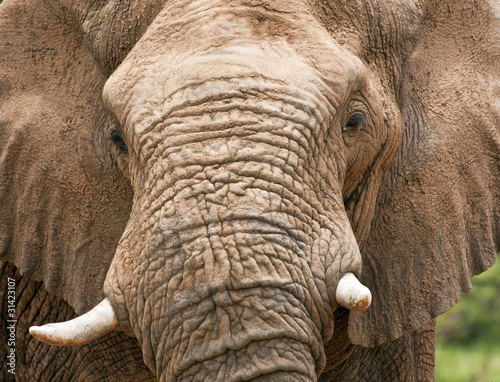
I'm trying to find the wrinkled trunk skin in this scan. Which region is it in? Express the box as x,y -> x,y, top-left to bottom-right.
106,94 -> 358,380
103,2 -> 364,380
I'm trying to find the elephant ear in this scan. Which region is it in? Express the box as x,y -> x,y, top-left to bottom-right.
348,1 -> 500,347
0,1 -> 133,314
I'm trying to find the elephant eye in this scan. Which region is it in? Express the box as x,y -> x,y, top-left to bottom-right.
110,132 -> 128,154
343,112 -> 367,133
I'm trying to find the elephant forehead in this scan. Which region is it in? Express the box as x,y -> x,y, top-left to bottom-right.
102,5 -> 366,134
106,53 -> 357,136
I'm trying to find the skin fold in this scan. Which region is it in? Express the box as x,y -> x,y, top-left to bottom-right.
1,0 -> 499,381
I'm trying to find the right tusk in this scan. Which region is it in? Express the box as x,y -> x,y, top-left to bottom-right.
335,273 -> 372,311
29,298 -> 118,346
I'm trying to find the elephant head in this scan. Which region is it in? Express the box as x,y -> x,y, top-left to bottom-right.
1,0 -> 499,381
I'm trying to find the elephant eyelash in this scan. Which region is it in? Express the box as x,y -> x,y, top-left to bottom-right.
110,132 -> 128,154
343,112 -> 367,133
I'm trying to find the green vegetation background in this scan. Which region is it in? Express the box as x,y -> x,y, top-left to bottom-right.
436,256 -> 500,381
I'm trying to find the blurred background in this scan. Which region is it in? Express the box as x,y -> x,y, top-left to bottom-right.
436,255 -> 500,381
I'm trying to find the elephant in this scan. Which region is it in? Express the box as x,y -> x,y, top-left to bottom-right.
1,0 -> 499,380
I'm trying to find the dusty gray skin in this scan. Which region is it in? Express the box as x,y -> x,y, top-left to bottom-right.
1,0 -> 499,381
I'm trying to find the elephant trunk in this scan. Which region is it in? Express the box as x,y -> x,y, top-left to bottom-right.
107,202 -> 332,379
168,338 -> 318,382
101,78 -> 368,379
153,284 -> 324,381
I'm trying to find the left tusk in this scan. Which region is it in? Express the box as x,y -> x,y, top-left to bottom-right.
335,272 -> 372,311
29,298 -> 118,346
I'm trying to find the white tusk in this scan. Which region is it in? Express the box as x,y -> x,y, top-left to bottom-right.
335,272 -> 372,311
29,298 -> 118,346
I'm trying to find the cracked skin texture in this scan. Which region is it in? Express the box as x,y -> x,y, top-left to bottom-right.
0,0 -> 499,381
